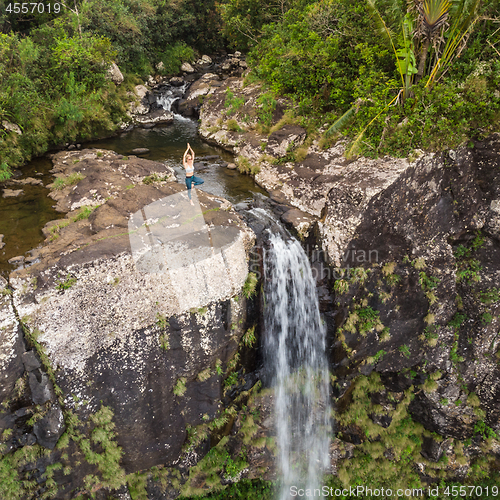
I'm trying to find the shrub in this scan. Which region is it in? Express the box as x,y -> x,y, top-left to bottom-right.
226,119 -> 242,132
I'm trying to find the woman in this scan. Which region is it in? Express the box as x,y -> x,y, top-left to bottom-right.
183,143 -> 204,205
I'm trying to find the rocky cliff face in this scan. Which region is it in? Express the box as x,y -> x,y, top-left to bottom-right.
0,149 -> 259,499
193,73 -> 500,485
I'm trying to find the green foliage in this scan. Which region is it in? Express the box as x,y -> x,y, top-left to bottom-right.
239,0 -> 499,157
156,42 -> 195,76
0,454 -> 22,500
156,312 -> 168,329
52,172 -> 84,190
448,312 -> 466,330
56,273 -> 77,290
225,89 -> 245,115
72,205 -> 98,221
242,325 -> 257,347
454,234 -> 484,284
481,312 -> 493,324
127,472 -> 148,500
343,305 -> 383,337
336,373 -> 425,490
333,278 -> 349,295
173,377 -> 187,397
226,119 -> 242,132
473,420 -> 498,440
399,344 -> 411,359
0,162 -> 12,181
142,173 -> 170,184
255,92 -> 276,129
418,271 -> 440,291
242,272 -> 259,299
480,288 -> 500,305
235,156 -> 260,175
183,479 -> 275,500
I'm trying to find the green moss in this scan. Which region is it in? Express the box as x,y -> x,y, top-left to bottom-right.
173,377 -> 187,397
52,172 -> 85,190
336,373 -> 425,490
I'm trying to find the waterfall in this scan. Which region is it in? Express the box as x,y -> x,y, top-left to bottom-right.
157,82 -> 189,114
263,231 -> 331,499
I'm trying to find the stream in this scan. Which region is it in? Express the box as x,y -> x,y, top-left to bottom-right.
0,115 -> 267,278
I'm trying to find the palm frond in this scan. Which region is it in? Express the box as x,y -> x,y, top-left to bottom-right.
421,0 -> 451,34
346,95 -> 398,158
324,106 -> 355,138
366,0 -> 405,90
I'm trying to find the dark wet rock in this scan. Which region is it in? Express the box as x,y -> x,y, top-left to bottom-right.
169,76 -> 184,87
420,436 -> 444,462
266,125 -> 307,158
178,73 -> 220,117
9,177 -> 43,186
47,149 -> 176,212
22,350 -> 41,372
370,413 -> 392,428
14,407 -> 31,418
29,370 -> 55,405
198,155 -> 220,161
8,146 -> 256,475
33,404 -> 65,449
18,433 -> 37,446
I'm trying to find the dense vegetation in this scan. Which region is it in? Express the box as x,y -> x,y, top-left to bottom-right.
0,0 -> 498,179
0,0 -> 222,180
221,0 -> 500,157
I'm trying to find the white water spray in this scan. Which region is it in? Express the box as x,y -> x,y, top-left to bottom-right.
157,82 -> 189,114
263,231 -> 331,499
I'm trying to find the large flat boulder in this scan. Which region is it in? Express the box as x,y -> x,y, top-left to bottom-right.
8,150 -> 255,472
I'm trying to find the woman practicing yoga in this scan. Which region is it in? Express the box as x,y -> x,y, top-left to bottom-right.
183,143 -> 204,205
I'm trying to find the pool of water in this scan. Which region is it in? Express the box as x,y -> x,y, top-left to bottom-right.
86,116 -> 267,204
0,116 -> 267,278
0,158 -> 65,278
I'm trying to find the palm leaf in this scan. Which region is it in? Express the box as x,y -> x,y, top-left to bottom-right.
346,95 -> 398,158
324,106 -> 355,138
366,0 -> 405,90
421,0 -> 451,33
425,0 -> 481,86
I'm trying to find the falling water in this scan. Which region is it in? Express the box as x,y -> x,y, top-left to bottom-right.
264,231 -> 331,499
156,82 -> 189,113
